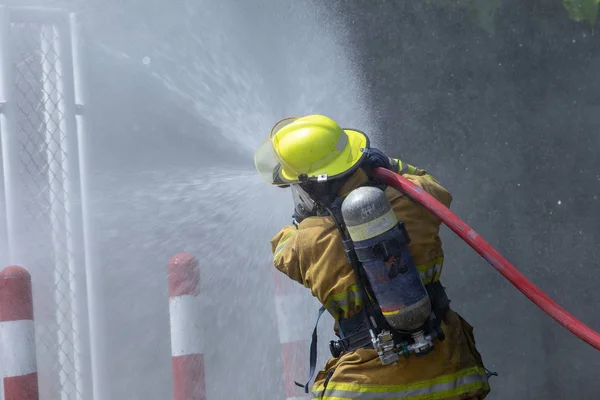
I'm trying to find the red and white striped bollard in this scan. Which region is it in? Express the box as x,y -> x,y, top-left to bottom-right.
0,266 -> 39,400
273,271 -> 310,400
168,253 -> 205,400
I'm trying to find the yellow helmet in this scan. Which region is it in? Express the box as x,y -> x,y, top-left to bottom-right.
254,114 -> 369,186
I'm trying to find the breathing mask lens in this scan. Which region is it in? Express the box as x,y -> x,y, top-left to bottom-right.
291,184 -> 316,217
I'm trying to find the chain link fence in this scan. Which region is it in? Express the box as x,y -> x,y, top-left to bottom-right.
1,7 -> 89,400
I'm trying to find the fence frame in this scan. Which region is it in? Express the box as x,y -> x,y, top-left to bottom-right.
0,6 -> 106,400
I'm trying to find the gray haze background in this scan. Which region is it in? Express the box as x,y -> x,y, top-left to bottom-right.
1,0 -> 599,399
334,2 -> 600,399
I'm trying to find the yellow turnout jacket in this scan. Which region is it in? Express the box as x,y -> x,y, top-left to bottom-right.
270,161 -> 491,400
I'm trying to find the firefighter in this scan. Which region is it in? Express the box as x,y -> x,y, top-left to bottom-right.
254,114 -> 491,400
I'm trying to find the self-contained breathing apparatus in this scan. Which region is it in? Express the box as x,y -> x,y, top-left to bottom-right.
292,163 -> 451,393
330,185 -> 449,365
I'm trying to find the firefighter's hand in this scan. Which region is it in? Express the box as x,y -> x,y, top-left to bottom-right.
363,147 -> 391,173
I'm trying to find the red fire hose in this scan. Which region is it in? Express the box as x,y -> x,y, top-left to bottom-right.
371,167 -> 600,351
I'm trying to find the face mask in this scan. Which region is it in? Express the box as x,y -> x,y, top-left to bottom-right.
291,184 -> 316,218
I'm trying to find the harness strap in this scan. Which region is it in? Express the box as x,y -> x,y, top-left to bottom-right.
332,281 -> 450,355
333,317 -> 373,354
426,281 -> 451,323
294,305 -> 327,394
337,309 -> 367,339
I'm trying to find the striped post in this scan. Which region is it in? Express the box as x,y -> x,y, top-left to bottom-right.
0,266 -> 39,400
168,253 -> 205,400
273,271 -> 310,400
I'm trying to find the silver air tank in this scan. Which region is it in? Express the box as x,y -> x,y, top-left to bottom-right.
341,186 -> 431,332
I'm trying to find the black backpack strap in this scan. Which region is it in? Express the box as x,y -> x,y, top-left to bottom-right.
294,304 -> 328,394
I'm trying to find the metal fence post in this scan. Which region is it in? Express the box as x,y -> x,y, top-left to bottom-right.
70,12 -> 109,400
55,16 -> 94,400
40,24 -> 75,399
0,7 -> 24,266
